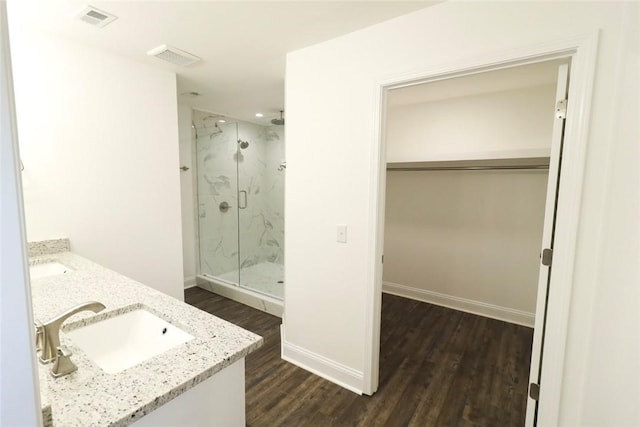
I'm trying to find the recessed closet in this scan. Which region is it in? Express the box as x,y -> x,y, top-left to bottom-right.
383,60 -> 567,327
376,59 -> 571,424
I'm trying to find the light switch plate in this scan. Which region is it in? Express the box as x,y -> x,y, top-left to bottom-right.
337,225 -> 347,243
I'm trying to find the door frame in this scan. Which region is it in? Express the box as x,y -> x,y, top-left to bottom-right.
364,31 -> 599,426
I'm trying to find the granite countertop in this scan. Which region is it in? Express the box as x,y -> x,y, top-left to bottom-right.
29,250 -> 262,427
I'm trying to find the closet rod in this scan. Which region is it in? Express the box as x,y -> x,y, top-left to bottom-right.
387,165 -> 549,172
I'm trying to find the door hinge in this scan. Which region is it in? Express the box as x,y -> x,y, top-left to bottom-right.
556,99 -> 568,119
529,382 -> 540,401
541,248 -> 553,266
381,255 -> 384,264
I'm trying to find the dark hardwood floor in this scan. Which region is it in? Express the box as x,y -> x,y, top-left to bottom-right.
185,287 -> 533,427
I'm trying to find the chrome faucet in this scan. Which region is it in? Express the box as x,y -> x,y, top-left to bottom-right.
37,301 -> 106,365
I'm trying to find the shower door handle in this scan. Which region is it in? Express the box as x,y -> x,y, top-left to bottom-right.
239,190 -> 247,209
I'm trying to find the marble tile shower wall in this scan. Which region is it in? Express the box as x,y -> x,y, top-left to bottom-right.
194,109 -> 285,280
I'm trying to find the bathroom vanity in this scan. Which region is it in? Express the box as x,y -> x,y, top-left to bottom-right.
28,240 -> 262,427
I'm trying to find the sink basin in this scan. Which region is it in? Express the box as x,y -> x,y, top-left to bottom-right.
29,262 -> 74,279
65,309 -> 194,373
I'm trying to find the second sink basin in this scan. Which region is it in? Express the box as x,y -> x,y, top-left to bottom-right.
30,262 -> 74,279
65,309 -> 194,373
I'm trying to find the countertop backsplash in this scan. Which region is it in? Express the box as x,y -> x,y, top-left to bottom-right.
28,238 -> 71,258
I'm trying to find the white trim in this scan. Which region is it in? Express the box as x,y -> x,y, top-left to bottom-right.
183,276 -> 197,289
282,338 -> 364,395
362,76 -> 386,396
383,281 -> 535,328
367,32 -> 599,427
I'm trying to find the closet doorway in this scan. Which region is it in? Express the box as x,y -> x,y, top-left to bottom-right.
377,58 -> 570,425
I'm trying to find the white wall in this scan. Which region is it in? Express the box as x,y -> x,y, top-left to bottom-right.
576,4 -> 639,424
284,1 -> 639,424
9,24 -> 185,300
178,104 -> 197,287
386,85 -> 556,162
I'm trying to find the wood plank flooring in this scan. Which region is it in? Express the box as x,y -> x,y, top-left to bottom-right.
185,287 -> 533,427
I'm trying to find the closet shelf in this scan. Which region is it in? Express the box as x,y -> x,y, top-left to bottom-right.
387,156 -> 550,171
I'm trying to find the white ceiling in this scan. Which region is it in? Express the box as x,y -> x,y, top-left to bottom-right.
388,59 -> 568,107
8,0 -> 437,125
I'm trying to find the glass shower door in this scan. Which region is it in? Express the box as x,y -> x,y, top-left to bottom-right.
195,109 -> 285,299
237,122 -> 285,299
195,117 -> 240,285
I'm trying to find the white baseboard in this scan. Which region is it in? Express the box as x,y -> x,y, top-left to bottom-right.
382,281 -> 534,328
183,276 -> 197,289
281,334 -> 364,395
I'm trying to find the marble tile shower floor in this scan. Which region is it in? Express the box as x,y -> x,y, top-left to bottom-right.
217,262 -> 284,300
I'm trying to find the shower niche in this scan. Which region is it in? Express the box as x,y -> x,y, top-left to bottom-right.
193,110 -> 285,312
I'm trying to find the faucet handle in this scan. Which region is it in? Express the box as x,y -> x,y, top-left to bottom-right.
39,301 -> 106,364
50,346 -> 77,378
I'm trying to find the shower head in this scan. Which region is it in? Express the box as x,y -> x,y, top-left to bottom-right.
271,110 -> 285,126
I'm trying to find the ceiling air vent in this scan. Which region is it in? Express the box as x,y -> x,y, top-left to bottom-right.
147,45 -> 201,67
76,6 -> 117,28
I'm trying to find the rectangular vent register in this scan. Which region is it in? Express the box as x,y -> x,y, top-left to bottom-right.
76,5 -> 118,28
147,45 -> 201,67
